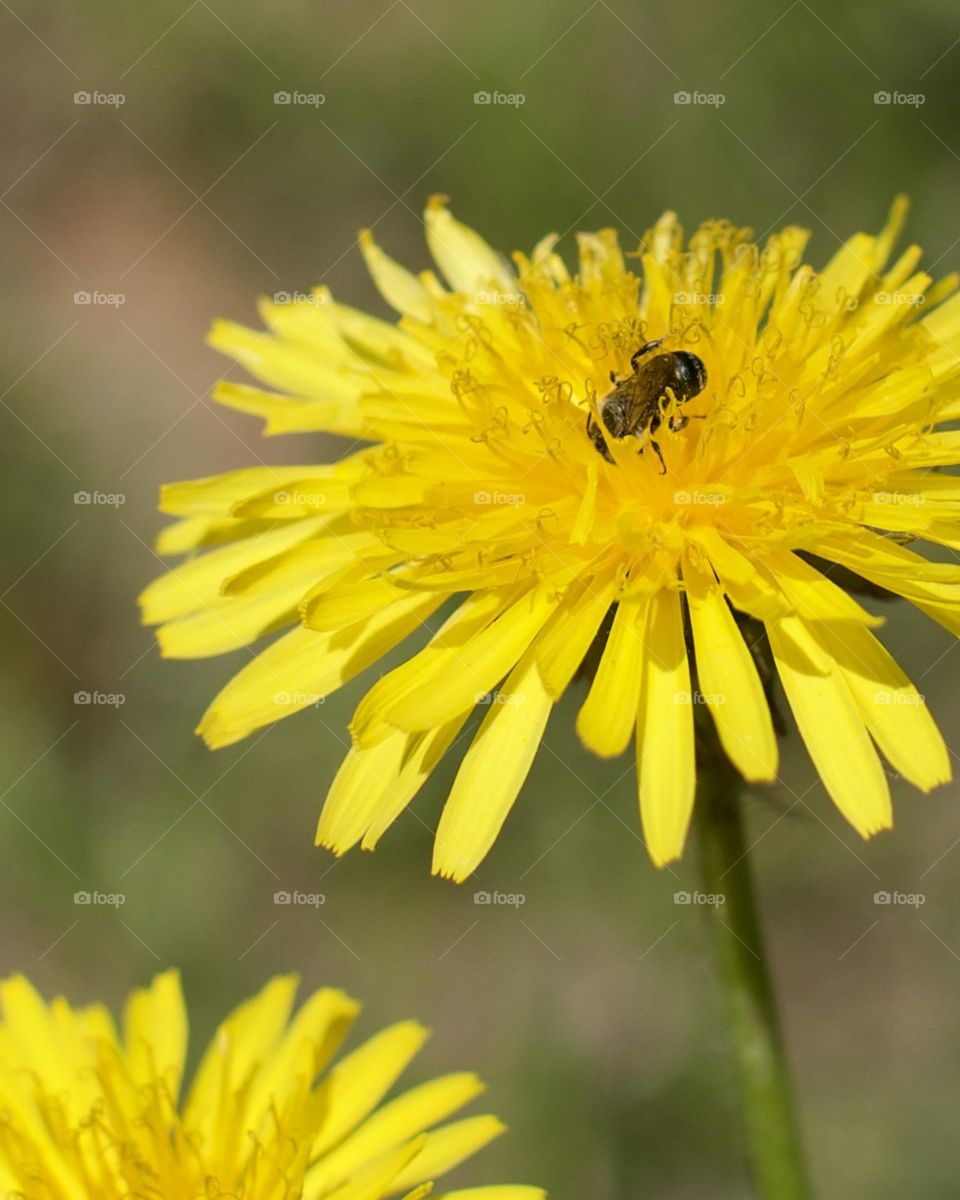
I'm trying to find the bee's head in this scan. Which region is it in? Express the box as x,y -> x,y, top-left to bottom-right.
672,351 -> 708,402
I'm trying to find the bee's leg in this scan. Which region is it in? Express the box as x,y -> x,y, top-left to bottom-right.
636,438 -> 667,475
586,412 -> 615,463
648,439 -> 667,474
631,338 -> 665,371
667,412 -> 706,433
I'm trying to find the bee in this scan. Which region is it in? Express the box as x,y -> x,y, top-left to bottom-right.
586,339 -> 708,473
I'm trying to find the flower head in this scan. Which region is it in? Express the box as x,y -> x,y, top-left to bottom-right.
0,970 -> 541,1199
143,196 -> 960,877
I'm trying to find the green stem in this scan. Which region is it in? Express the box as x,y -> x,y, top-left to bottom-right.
696,767 -> 813,1200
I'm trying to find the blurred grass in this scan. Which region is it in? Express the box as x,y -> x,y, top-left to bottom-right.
2,1 -> 960,1196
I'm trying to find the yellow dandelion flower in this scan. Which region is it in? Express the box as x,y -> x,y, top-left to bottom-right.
0,970 -> 542,1200
143,195 -> 960,878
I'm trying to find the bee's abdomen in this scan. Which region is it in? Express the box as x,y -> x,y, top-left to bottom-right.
670,352 -> 708,399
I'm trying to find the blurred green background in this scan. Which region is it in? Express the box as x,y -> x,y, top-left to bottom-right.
2,2 -> 960,1196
